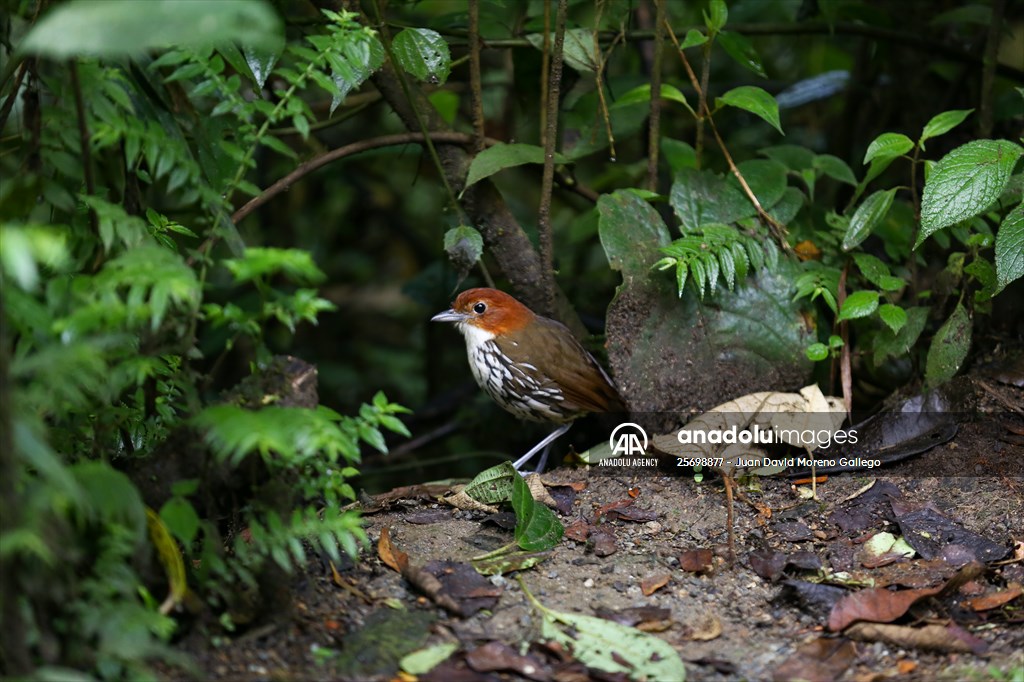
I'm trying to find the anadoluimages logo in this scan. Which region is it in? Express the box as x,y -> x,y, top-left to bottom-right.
609,422 -> 649,456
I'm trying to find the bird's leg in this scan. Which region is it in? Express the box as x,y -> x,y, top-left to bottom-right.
512,423 -> 571,472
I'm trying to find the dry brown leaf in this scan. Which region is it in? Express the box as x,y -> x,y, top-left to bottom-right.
640,573 -> 671,596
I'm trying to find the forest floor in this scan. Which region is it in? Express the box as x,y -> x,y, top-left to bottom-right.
168,382 -> 1023,682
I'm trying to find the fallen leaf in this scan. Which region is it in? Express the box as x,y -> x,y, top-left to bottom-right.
772,637 -> 856,682
640,573 -> 671,596
678,548 -> 714,573
845,622 -> 988,654
965,585 -> 1023,611
378,527 -> 408,572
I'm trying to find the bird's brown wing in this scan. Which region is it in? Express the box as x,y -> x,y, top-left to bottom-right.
503,317 -> 625,414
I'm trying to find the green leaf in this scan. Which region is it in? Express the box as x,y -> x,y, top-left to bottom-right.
464,462 -> 516,505
392,28 -> 451,85
843,188 -> 897,251
159,497 -> 201,546
614,83 -> 688,109
920,109 -> 973,145
443,225 -> 484,270
995,202 -> 1024,293
873,306 -> 929,365
72,462 -> 147,537
863,133 -> 914,165
526,29 -> 599,72
717,86 -> 782,135
328,33 -> 385,114
704,0 -> 728,33
400,642 -> 459,675
852,252 -> 891,286
463,143 -> 570,190
814,154 -> 857,185
661,138 -> 697,173
671,167 -> 754,232
837,290 -> 880,321
760,145 -> 814,172
680,29 -> 708,49
717,31 -> 766,78
806,342 -> 829,361
925,304 -> 971,386
534,599 -> 687,680
22,0 -> 282,58
878,304 -> 908,334
919,140 -> 1024,246
512,472 -> 563,551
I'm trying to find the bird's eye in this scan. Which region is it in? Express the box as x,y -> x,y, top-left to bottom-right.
473,302 -> 487,314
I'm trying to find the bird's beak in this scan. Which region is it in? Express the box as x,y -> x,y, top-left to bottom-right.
431,308 -> 468,324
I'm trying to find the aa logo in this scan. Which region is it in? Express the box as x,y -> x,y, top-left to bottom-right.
609,423 -> 648,456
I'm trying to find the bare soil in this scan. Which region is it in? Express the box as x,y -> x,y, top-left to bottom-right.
168,396 -> 1024,681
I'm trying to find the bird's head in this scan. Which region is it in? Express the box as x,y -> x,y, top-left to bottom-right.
431,288 -> 535,340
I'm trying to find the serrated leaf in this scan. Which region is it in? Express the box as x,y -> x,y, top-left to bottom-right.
717,31 -> 766,78
925,303 -> 971,386
718,86 -> 782,135
463,143 -> 569,190
878,303 -> 908,334
920,109 -> 973,145
243,40 -> 283,89
843,188 -> 897,251
837,290 -> 880,321
852,252 -> 890,285
464,462 -> 516,505
995,202 -> 1024,293
919,140 -> 1024,246
392,28 -> 451,85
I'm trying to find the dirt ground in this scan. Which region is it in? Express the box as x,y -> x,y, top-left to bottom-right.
170,395 -> 1024,681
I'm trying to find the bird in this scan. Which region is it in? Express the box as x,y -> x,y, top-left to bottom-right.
431,288 -> 625,471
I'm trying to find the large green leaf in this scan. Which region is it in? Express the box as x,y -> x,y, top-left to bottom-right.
670,168 -> 755,232
392,28 -> 451,85
598,190 -> 671,283
918,139 -> 1024,246
21,0 -> 281,58
837,290 -> 879,322
463,143 -> 569,190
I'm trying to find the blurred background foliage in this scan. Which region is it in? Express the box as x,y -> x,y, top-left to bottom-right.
0,0 -> 1022,678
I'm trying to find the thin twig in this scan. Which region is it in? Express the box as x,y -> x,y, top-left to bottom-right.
646,0 -> 667,190
468,0 -> 486,152
665,21 -> 790,249
592,0 -> 615,162
838,263 -> 852,419
537,0 -> 568,317
232,132 -> 491,224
